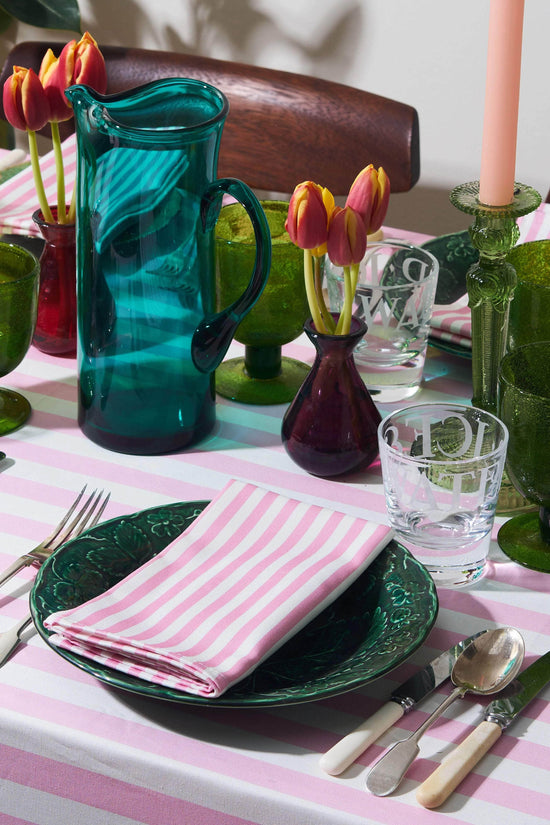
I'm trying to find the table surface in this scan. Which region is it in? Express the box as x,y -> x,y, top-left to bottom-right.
0,134 -> 549,825
1,252 -> 549,825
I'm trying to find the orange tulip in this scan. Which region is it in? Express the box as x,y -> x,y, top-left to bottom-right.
40,32 -> 107,122
2,66 -> 50,132
326,206 -> 367,267
345,164 -> 390,235
285,181 -> 329,250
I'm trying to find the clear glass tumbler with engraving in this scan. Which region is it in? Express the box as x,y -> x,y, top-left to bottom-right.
378,403 -> 508,587
326,240 -> 439,403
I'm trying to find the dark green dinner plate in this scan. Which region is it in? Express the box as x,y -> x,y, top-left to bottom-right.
423,230 -> 476,359
31,501 -> 438,707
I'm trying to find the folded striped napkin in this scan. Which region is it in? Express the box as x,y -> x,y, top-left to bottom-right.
44,480 -> 393,698
428,202 -> 550,352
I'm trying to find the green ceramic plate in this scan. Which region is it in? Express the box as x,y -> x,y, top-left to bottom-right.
422,230 -> 477,359
31,501 -> 438,707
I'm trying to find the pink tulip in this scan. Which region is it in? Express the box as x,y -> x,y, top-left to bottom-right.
345,164 -> 390,235
2,66 -> 50,132
327,206 -> 367,267
286,181 -> 329,250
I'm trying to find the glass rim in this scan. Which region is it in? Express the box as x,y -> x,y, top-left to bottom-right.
499,342 -> 550,401
327,238 -> 439,288
0,241 -> 40,283
377,402 -> 509,465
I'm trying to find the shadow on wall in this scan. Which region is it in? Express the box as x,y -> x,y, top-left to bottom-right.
386,185 -> 471,237
74,0 -> 364,84
162,0 -> 364,83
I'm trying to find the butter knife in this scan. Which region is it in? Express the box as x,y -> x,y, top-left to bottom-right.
320,629 -> 489,775
416,650 -> 550,808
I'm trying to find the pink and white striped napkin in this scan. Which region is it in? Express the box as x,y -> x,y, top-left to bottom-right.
44,480 -> 393,698
428,202 -> 550,351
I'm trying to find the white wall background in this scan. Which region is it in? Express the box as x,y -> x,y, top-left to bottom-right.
4,0 -> 549,235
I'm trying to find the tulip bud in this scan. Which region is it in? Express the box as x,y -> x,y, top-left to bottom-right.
345,164 -> 390,235
41,32 -> 107,123
285,181 -> 329,250
327,206 -> 367,267
2,66 -> 50,132
39,48 -> 72,122
311,187 -> 336,258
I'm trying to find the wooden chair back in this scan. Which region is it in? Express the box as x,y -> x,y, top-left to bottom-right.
0,41 -> 420,196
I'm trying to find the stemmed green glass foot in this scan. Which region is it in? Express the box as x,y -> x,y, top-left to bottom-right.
0,242 -> 39,435
497,342 -> 550,572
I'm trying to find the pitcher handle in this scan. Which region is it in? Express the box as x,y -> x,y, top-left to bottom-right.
191,179 -> 271,374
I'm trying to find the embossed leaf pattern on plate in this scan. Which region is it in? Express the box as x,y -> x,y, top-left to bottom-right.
31,501 -> 438,707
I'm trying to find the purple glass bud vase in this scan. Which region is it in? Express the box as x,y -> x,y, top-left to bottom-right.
32,207 -> 77,356
281,314 -> 381,477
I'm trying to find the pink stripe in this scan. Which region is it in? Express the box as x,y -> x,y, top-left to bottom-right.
2,439 -> 217,505
0,686 -> 493,825
439,582 -> 550,632
0,744 -> 258,825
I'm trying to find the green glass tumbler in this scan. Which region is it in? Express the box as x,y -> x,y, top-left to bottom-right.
0,241 -> 39,434
507,239 -> 550,350
215,200 -> 310,404
498,342 -> 550,572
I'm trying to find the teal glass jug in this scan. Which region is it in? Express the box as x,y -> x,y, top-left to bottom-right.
66,79 -> 271,454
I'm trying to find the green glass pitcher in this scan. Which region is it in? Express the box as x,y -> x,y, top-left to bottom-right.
66,78 -> 271,454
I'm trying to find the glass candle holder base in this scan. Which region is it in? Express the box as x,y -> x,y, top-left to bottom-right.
216,353 -> 310,405
0,387 -> 31,434
498,512 -> 550,573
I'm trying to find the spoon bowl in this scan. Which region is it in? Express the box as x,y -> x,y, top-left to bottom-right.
366,626 -> 525,796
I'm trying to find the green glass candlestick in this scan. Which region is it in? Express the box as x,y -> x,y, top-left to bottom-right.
450,181 -> 541,415
451,181 -> 541,515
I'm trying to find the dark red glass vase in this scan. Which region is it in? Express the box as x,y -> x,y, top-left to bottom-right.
281,315 -> 381,477
32,208 -> 76,356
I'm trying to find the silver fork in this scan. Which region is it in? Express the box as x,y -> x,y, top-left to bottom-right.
0,486 -> 110,588
0,486 -> 110,666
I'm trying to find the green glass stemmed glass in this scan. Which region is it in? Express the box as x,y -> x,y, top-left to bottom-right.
497,342 -> 550,572
215,200 -> 310,405
0,241 -> 40,434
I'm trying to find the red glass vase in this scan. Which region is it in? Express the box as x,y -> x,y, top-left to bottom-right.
281,315 -> 381,477
32,208 -> 76,356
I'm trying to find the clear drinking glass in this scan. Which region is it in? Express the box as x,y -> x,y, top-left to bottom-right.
378,403 -> 508,587
326,240 -> 439,403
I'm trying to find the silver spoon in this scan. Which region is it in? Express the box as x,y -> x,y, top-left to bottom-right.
366,626 -> 525,796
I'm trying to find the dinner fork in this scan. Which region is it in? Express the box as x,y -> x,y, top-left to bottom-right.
0,487 -> 110,666
0,486 -> 110,589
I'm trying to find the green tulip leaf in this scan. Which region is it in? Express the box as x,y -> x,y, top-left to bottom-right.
0,0 -> 81,32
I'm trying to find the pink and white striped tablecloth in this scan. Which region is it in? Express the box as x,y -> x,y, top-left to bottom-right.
0,328 -> 548,825
0,141 -> 549,825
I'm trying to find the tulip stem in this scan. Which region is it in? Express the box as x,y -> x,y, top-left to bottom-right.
304,249 -> 327,333
314,255 -> 335,333
27,130 -> 54,224
335,265 -> 353,335
51,121 -> 66,222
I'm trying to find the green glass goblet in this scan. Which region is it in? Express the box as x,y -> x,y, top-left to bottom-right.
497,342 -> 550,572
0,241 -> 40,434
215,200 -> 310,404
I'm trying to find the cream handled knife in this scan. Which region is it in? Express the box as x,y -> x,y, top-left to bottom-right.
320,630 -> 489,776
416,650 -> 550,808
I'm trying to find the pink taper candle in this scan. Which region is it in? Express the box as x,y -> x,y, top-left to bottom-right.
479,0 -> 525,206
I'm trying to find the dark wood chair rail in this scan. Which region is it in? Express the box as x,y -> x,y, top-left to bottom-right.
0,41 -> 420,196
